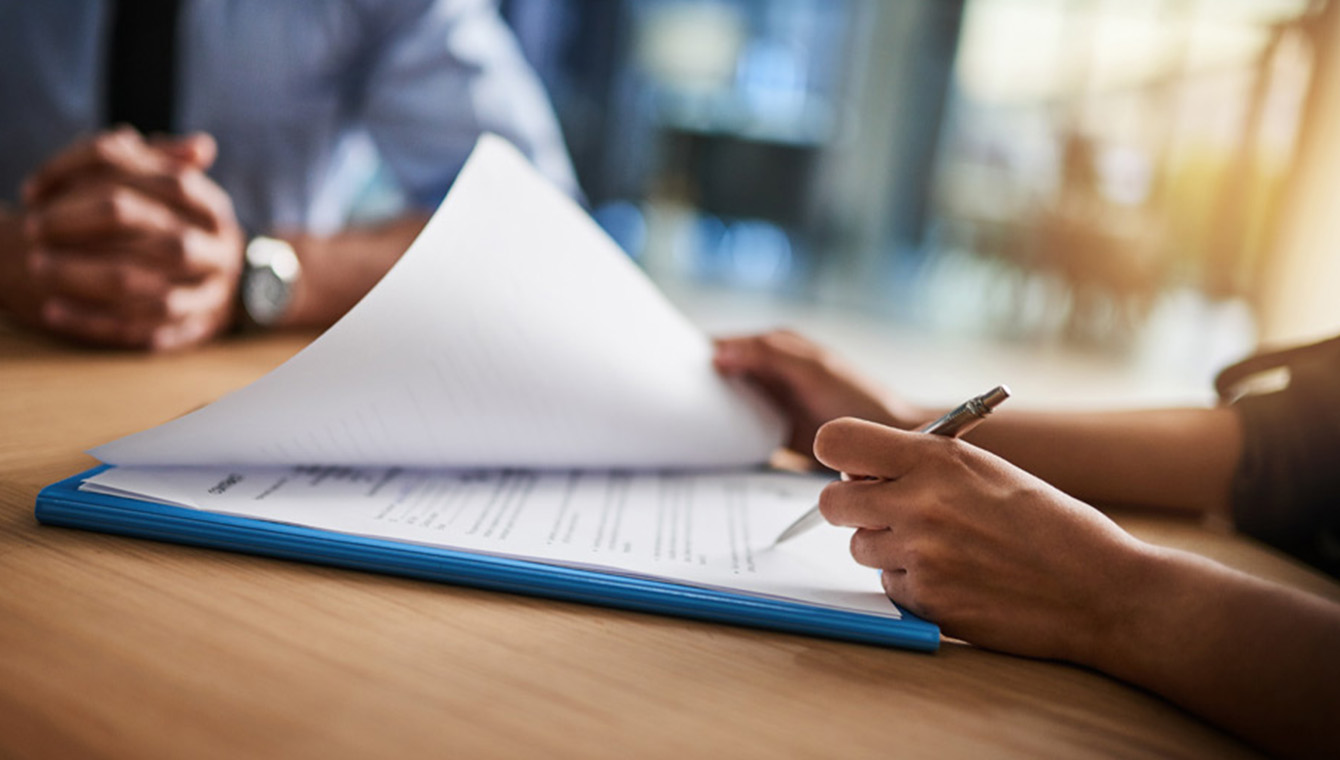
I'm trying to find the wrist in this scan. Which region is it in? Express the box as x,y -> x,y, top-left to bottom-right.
1080,540 -> 1192,676
238,234 -> 302,331
277,233 -> 324,329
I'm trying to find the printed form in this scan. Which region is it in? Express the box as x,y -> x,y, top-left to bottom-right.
85,465 -> 898,618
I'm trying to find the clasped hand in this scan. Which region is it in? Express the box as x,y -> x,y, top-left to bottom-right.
15,127 -> 243,351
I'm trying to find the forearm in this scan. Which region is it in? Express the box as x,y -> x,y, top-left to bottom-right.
276,213 -> 429,329
958,407 -> 1243,516
1091,544 -> 1340,757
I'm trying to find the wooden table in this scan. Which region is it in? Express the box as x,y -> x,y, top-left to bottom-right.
3,321 -> 1337,759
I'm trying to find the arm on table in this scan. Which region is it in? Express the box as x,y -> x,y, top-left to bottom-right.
271,213 -> 428,330
1103,544 -> 1340,758
7,128 -> 426,347
814,418 -> 1340,759
714,329 -> 1242,518
960,406 -> 1241,517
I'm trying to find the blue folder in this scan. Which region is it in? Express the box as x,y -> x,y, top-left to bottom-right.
36,465 -> 940,652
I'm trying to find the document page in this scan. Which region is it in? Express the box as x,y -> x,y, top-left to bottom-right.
84,466 -> 899,619
91,135 -> 782,471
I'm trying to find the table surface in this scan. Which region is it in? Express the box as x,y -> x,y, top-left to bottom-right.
3,321 -> 1337,760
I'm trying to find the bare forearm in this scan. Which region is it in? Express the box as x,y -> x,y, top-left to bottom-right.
1092,546 -> 1340,757
957,407 -> 1243,516
277,213 -> 429,329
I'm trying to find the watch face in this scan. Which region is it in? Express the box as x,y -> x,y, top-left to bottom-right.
244,267 -> 289,326
242,236 -> 300,327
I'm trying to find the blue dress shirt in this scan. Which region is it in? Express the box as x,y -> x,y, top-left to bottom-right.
0,0 -> 578,234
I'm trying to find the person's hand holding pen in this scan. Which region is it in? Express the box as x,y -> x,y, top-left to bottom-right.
774,384 -> 1010,544
811,416 -> 1340,760
812,416 -> 1146,662
714,330 -> 1340,757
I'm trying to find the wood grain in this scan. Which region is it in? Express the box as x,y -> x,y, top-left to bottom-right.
2,320 -> 1333,759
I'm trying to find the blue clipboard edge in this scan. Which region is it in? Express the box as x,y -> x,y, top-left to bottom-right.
35,465 -> 940,652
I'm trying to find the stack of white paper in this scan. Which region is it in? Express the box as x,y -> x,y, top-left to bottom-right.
92,135 -> 782,471
83,136 -> 898,621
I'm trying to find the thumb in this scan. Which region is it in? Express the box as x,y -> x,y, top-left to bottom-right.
814,417 -> 923,479
150,132 -> 217,169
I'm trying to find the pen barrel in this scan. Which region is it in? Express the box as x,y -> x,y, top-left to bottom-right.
917,386 -> 1010,439
917,403 -> 987,438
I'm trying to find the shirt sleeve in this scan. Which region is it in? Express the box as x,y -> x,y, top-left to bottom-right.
1229,336 -> 1340,578
351,0 -> 579,209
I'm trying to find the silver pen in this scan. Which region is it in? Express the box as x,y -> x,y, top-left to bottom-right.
772,385 -> 1011,545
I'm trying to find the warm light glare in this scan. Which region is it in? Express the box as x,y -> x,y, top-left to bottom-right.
955,0 -> 1309,104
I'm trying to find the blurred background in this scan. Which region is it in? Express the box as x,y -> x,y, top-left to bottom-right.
418,0 -> 1340,405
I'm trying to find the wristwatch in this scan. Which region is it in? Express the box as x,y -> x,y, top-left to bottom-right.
240,235 -> 301,329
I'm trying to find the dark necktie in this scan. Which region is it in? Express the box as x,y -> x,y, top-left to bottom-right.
105,0 -> 181,133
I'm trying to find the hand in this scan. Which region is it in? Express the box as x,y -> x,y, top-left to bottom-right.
814,417 -> 1151,663
19,128 -> 243,351
0,206 -> 44,330
713,330 -> 926,462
